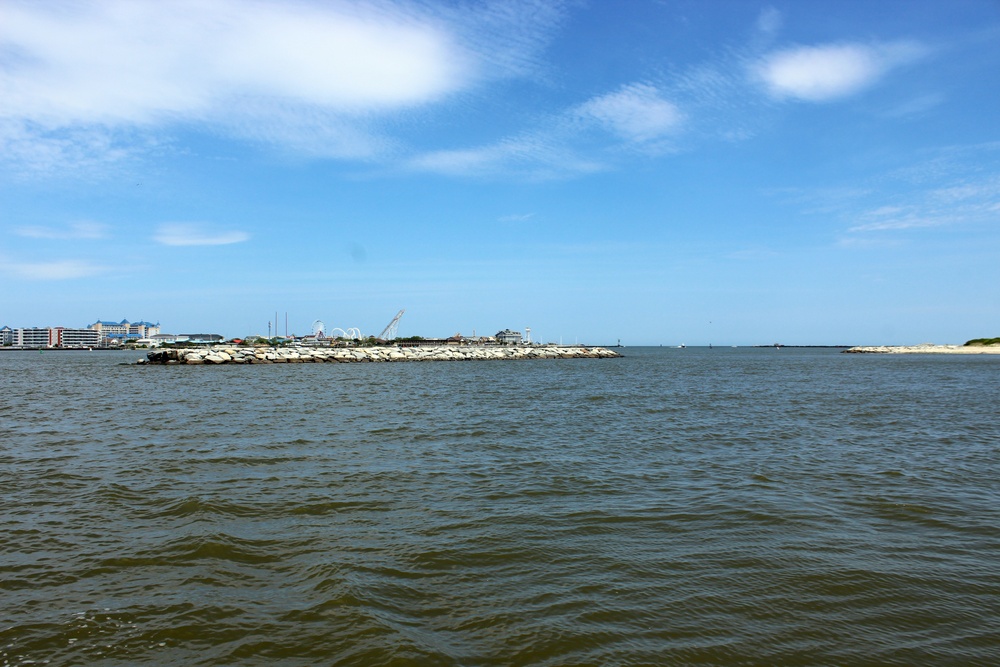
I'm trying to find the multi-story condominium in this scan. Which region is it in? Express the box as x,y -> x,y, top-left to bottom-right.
89,319 -> 161,343
89,319 -> 127,341
5,321 -> 162,347
10,327 -> 108,348
129,320 -> 160,338
14,327 -> 58,347
56,328 -> 101,348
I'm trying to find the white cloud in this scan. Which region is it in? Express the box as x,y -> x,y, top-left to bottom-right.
2,259 -> 108,280
408,82 -> 684,178
0,0 -> 568,170
0,0 -> 466,127
445,0 -> 566,81
408,135 -> 603,179
0,0 -> 570,170
757,41 -> 926,102
0,119 -> 142,176
770,144 -> 1000,242
848,207 -> 941,232
577,84 -> 683,142
154,224 -> 250,246
407,145 -> 501,174
15,221 -> 108,240
848,174 -> 1000,232
931,176 -> 1000,204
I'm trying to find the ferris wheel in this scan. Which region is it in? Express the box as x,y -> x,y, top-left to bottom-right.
312,320 -> 325,338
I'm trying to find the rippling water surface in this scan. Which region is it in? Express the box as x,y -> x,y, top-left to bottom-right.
2,347 -> 999,665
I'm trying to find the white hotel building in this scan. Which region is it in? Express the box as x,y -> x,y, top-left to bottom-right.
1,318 -> 159,348
88,319 -> 161,345
9,327 -> 101,348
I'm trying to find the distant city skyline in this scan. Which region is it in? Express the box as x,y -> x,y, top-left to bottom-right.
2,1 -> 998,346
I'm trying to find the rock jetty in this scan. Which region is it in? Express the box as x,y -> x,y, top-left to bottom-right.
140,345 -> 622,365
843,344 -> 1000,354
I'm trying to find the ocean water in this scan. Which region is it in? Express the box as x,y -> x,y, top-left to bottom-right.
2,346 -> 998,666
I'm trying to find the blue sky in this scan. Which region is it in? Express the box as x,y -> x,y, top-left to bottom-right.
2,0 -> 998,345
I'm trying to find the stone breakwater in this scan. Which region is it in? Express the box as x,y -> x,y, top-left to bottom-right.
140,345 -> 621,365
844,344 -> 1000,354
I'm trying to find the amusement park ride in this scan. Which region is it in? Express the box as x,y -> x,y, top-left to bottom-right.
309,309 -> 404,341
378,309 -> 405,340
310,319 -> 362,340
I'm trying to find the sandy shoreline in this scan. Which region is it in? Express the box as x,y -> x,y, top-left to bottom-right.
844,344 -> 1000,354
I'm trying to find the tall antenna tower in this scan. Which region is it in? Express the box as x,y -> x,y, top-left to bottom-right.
378,309 -> 405,340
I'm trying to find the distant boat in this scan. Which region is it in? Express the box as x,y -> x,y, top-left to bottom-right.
678,344 -> 686,348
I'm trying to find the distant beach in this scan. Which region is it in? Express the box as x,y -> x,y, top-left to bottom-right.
845,344 -> 1000,354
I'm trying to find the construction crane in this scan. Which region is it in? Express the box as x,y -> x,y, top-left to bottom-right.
378,309 -> 405,340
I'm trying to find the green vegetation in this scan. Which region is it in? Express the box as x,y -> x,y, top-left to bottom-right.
964,337 -> 1000,346
242,336 -> 272,346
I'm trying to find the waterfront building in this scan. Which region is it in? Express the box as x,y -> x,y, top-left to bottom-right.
129,320 -> 161,338
89,319 -> 127,338
0,326 -> 12,346
14,327 -> 58,347
10,327 -> 101,348
180,334 -> 224,344
56,328 -> 101,348
150,333 -> 224,345
495,329 -> 523,345
88,319 -> 161,345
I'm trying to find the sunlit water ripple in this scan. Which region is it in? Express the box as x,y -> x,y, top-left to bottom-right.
2,347 -> 999,665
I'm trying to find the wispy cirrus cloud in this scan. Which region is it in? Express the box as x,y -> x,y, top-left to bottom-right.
848,177 -> 1000,233
756,41 -> 927,102
408,81 -> 683,178
15,221 -> 109,240
153,223 -> 250,247
848,144 -> 1000,234
880,92 -> 945,119
576,83 -> 683,143
408,133 -> 603,179
756,7 -> 783,36
765,143 -> 1000,242
1,258 -> 109,280
498,213 -> 535,222
772,144 -> 1000,241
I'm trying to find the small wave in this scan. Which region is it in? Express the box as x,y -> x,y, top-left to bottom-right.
137,496 -> 262,519
99,534 -> 283,567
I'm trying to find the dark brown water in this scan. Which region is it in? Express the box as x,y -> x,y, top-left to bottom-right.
2,347 -> 999,665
